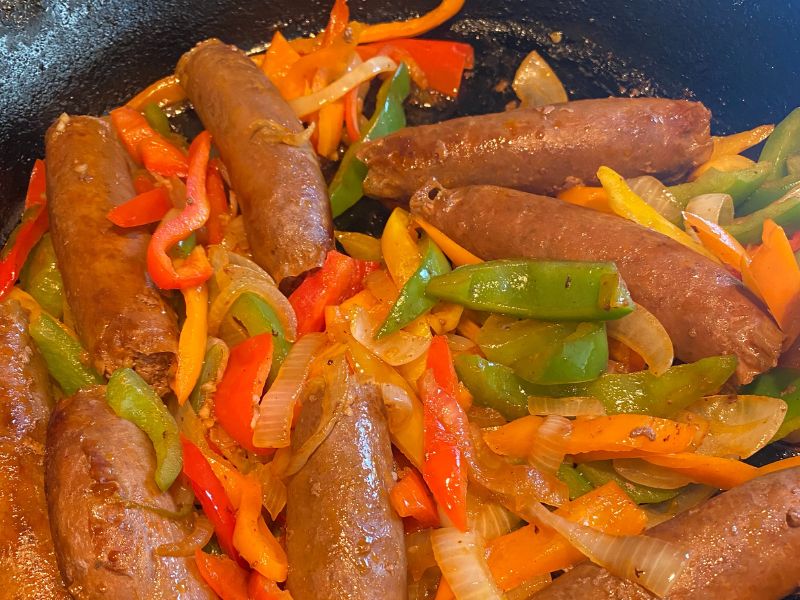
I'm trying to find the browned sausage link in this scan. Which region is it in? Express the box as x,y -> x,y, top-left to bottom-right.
286,377 -> 406,599
530,468 -> 800,600
410,184 -> 782,384
45,386 -> 215,599
177,39 -> 334,290
358,98 -> 712,201
45,115 -> 179,395
0,299 -> 70,598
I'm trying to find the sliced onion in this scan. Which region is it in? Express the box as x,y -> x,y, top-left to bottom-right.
505,574 -> 552,600
155,514 -> 214,557
512,50 -> 567,108
612,458 -> 692,490
350,306 -> 430,366
626,176 -> 682,225
687,394 -> 787,459
684,193 -> 734,227
252,333 -> 327,448
446,333 -> 477,354
249,118 -> 315,147
431,527 -> 504,600
406,529 -> 437,582
527,395 -> 605,417
252,462 -> 287,521
468,497 -> 522,541
220,215 -> 249,253
523,502 -> 688,598
528,415 -> 571,476
381,382 -> 415,428
606,303 -> 674,376
290,56 -> 398,117
642,484 -> 717,528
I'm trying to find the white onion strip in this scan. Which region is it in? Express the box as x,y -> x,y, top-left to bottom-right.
528,415 -> 571,475
470,500 -> 522,542
350,306 -> 430,366
252,333 -> 327,448
685,193 -> 734,226
431,527 -> 504,600
512,50 -> 568,108
523,502 -> 688,598
290,56 -> 398,117
607,303 -> 674,376
528,395 -> 605,417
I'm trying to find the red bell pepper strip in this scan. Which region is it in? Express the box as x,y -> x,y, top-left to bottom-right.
132,170 -> 156,194
182,437 -> 240,562
288,250 -> 379,335
389,466 -> 440,528
321,0 -> 349,46
206,160 -> 229,245
24,159 -> 47,208
194,549 -> 250,600
110,107 -> 188,177
419,335 -> 469,531
248,571 -> 293,600
146,131 -> 213,289
107,187 -> 172,228
213,334 -> 274,455
357,39 -> 474,96
344,86 -> 362,142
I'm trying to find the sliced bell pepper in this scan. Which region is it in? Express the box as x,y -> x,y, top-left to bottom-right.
726,182 -> 800,244
143,102 -> 173,139
147,131 -> 213,289
758,454 -> 800,476
316,100 -> 345,159
454,354 -> 533,420
759,107 -> 800,180
420,335 -> 469,531
107,187 -> 172,228
381,207 -> 421,287
683,211 -> 749,273
189,338 -> 230,413
344,85 -> 362,142
639,452 -> 756,489
194,549 -> 249,600
742,367 -> 800,441
576,461 -> 681,504
426,259 -> 634,321
355,0 -> 465,43
107,368 -> 182,491
329,63 -> 410,217
24,159 -> 47,208
0,202 -> 49,302
248,572 -> 293,600
389,466 -> 440,528
213,334 -> 274,455
261,31 -> 301,92
670,162 -> 772,208
739,172 -> 800,214
557,185 -> 612,213
29,311 -> 103,395
110,106 -> 188,177
377,236 -> 451,338
20,233 -> 64,319
174,284 -> 209,405
690,154 -> 755,180
288,250 -> 378,335
413,216 -> 482,267
557,463 -> 594,500
334,230 -> 383,261
126,74 -> 186,111
321,0 -> 349,47
205,160 -> 229,245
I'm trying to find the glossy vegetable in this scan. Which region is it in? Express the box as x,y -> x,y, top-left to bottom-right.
356,0 -> 465,43
454,354 -> 536,420
759,107 -> 800,180
189,338 -> 229,412
174,284 -> 208,405
512,50 -> 568,108
577,461 -> 682,504
390,467 -> 440,528
742,367 -> 800,440
725,184 -> 800,244
0,201 -> 48,302
110,106 -> 188,177
557,463 -> 594,500
431,527 -> 503,600
605,304 -> 673,376
669,162 -> 771,206
194,549 -> 248,599
20,233 -> 63,318
106,187 -> 172,228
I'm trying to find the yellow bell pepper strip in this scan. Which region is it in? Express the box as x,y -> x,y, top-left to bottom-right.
107,368 -> 182,491
640,452 -> 757,489
381,207 -> 421,287
690,124 -> 774,180
20,234 -> 63,319
598,166 -> 719,262
485,481 -> 647,591
147,132 -> 213,289
316,99 -> 345,159
758,107 -> 800,180
377,236 -> 451,338
420,336 -> 469,531
690,153 -> 755,180
670,162 -> 772,208
355,0 -> 465,43
427,302 -> 464,335
334,230 -> 383,261
557,185 -> 613,213
173,284 -> 209,405
413,216 -> 482,266
233,474 -> 288,582
189,338 -> 229,413
741,219 -> 800,337
683,211 -> 749,273
194,549 -> 250,600
29,311 -> 103,395
126,74 -> 186,111
576,461 -> 681,504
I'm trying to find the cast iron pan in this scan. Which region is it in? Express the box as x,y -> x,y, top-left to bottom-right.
2,0 -> 800,593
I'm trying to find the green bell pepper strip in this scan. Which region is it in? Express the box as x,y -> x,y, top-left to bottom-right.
787,155 -> 800,176
725,184 -> 800,245
426,259 -> 634,322
669,162 -> 771,208
172,231 -> 197,260
189,338 -> 229,413
759,107 -> 800,180
143,103 -> 173,139
29,312 -> 102,395
20,234 -> 64,319
737,173 -> 800,215
577,461 -> 682,504
329,63 -> 411,218
477,315 -> 608,385
334,230 -> 383,262
557,463 -> 594,500
455,354 -> 736,419
106,368 -> 182,491
741,367 -> 800,441
376,236 -> 450,338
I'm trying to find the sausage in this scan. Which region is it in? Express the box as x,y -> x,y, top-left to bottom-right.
45,114 -> 179,395
358,98 -> 712,201
530,467 -> 800,600
177,38 -> 334,289
410,184 -> 783,384
0,299 -> 70,599
285,375 -> 406,599
45,385 -> 215,599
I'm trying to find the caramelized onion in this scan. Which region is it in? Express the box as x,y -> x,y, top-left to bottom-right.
350,306 -> 430,366
431,527 -> 504,600
156,514 -> 214,557
512,50 -> 568,108
606,303 -> 674,376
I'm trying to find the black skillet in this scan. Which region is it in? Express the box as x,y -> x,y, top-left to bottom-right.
2,0 -> 800,594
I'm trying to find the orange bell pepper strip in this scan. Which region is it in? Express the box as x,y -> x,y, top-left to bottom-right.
413,216 -> 482,267
640,453 -> 757,489
355,0 -> 465,43
107,187 -> 172,228
248,571 -> 293,600
557,185 -> 612,213
233,474 -> 288,582
389,467 -> 440,528
173,284 -> 209,405
486,481 -> 646,591
214,334 -> 274,455
24,159 -> 47,208
110,107 -> 188,177
146,131 -> 213,289
435,580 -> 454,600
758,455 -> 800,476
126,74 -> 186,111
419,336 -> 469,531
683,211 -> 749,273
205,160 -> 229,244
316,100 -> 345,159
194,549 -> 250,600
261,31 -> 301,92
321,0 -> 350,47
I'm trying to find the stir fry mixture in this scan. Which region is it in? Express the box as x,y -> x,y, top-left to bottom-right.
5,1 -> 800,599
